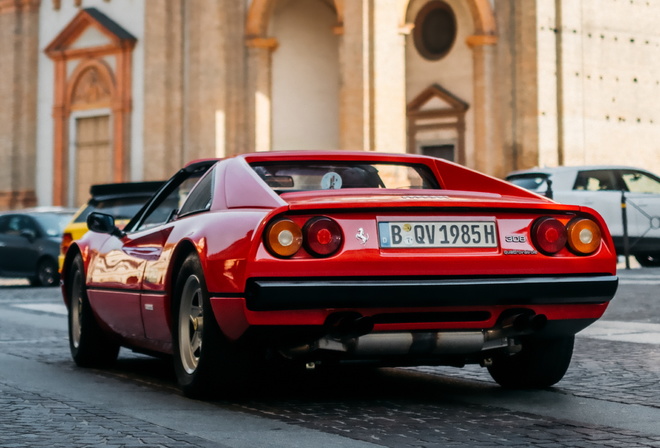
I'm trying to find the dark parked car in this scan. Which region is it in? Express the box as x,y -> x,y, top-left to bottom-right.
0,208 -> 75,286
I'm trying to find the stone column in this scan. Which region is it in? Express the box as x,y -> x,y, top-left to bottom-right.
0,0 -> 39,209
339,0 -> 406,152
468,35 -> 500,176
494,0 -> 541,173
338,0 -> 371,150
372,2 -> 406,153
246,38 -> 277,153
143,0 -> 185,180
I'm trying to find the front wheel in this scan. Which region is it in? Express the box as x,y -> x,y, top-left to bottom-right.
172,255 -> 244,399
67,255 -> 119,367
487,336 -> 574,389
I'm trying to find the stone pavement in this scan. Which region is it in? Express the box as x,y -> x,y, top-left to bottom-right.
2,279 -> 660,447
2,324 -> 660,447
0,381 -> 221,448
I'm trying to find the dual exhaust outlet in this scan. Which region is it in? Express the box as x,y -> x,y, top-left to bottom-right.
282,312 -> 548,358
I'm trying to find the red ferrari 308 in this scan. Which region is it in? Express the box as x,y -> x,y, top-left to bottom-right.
61,151 -> 618,398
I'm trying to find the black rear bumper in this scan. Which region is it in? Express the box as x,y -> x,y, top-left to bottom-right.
245,275 -> 618,311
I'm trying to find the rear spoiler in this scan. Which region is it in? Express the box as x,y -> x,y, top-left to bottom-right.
89,181 -> 164,199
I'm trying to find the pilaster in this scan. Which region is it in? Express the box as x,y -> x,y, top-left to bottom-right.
143,0 -> 185,179
0,0 -> 39,209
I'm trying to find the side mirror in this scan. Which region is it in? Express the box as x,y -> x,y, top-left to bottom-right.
20,229 -> 37,242
87,212 -> 125,238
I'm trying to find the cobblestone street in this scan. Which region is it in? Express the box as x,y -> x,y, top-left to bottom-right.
1,270 -> 660,447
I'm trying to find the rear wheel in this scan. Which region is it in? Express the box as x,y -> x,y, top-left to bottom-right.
172,254 -> 244,399
31,258 -> 59,287
67,255 -> 119,367
487,336 -> 574,389
635,253 -> 660,267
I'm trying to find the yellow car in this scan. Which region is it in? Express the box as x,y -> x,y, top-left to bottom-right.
59,181 -> 163,269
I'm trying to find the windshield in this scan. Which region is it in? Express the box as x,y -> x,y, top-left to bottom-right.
507,174 -> 549,192
32,213 -> 74,237
250,162 -> 440,192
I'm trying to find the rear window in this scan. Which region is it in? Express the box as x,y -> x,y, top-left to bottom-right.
250,162 -> 440,192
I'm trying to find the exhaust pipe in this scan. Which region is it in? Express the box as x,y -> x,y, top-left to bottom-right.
324,312 -> 374,338
280,312 -> 548,358
497,312 -> 547,335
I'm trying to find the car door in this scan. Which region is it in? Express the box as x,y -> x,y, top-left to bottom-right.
0,214 -> 39,276
553,169 -> 625,237
85,162 -> 214,341
0,215 -> 17,273
619,169 -> 660,242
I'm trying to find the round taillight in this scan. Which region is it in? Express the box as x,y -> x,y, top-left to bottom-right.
265,219 -> 302,257
532,217 -> 567,255
303,217 -> 343,257
567,218 -> 601,255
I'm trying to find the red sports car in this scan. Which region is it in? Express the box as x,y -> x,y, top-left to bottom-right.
61,151 -> 618,398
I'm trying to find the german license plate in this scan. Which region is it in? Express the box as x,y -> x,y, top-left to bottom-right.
378,221 -> 498,248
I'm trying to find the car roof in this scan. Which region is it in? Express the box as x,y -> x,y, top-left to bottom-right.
0,206 -> 77,216
507,165 -> 651,177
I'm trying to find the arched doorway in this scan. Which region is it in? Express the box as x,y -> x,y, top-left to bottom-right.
246,0 -> 341,151
67,62 -> 114,206
403,0 -> 497,171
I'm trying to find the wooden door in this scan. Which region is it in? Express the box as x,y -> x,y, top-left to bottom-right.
74,115 -> 111,206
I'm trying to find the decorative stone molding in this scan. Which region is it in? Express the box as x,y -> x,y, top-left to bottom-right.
44,7 -> 136,205
71,66 -> 113,107
0,0 -> 39,14
466,34 -> 498,48
407,84 -> 469,164
245,37 -> 279,50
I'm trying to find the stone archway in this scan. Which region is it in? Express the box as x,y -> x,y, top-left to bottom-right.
247,0 -> 344,37
245,0 -> 342,151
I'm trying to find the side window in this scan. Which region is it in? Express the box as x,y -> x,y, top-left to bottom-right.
20,216 -> 38,234
621,171 -> 660,194
178,169 -> 214,217
0,216 -> 10,234
4,216 -> 24,234
135,172 -> 206,231
573,170 -> 619,191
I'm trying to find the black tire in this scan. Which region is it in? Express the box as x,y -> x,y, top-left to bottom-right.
487,336 -> 574,389
172,254 -> 244,399
31,258 -> 59,287
67,255 -> 119,368
635,253 -> 660,267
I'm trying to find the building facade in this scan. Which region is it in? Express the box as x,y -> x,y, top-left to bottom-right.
0,0 -> 658,209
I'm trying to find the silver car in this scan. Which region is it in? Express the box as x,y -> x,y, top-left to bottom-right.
506,166 -> 660,267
